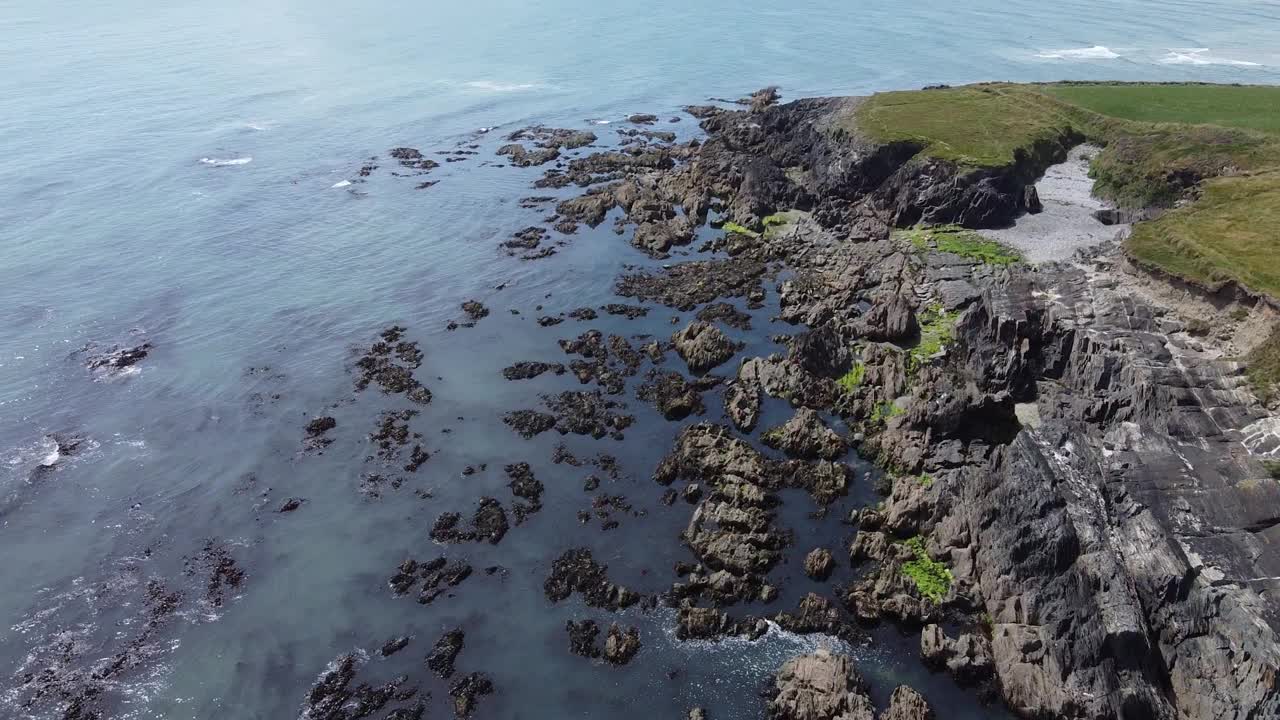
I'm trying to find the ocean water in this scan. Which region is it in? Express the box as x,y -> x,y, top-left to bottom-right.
2,1 -> 1279,718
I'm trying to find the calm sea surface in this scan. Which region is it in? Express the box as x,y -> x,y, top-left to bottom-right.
2,1 -> 1278,718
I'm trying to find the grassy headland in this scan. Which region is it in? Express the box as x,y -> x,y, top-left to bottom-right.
843,82 -> 1280,298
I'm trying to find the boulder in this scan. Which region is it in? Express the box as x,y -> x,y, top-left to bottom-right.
672,322 -> 742,373
768,650 -> 875,720
803,548 -> 835,580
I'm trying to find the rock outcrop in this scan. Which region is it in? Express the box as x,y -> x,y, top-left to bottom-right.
768,650 -> 875,720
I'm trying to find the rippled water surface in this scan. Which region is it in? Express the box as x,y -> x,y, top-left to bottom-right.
2,1 -> 1279,718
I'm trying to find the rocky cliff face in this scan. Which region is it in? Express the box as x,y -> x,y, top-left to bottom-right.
948,254 -> 1280,719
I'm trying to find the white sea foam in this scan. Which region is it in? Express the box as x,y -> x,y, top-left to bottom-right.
590,119 -> 612,125
464,80 -> 545,92
199,156 -> 252,166
1160,48 -> 1262,66
1036,45 -> 1121,60
330,179 -> 352,188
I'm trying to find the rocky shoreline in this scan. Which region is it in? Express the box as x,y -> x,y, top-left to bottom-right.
12,85 -> 1280,720
482,87 -> 1280,719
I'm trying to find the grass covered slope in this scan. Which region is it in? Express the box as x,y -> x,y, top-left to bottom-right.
844,82 -> 1280,298
849,86 -> 1078,167
1127,173 -> 1280,296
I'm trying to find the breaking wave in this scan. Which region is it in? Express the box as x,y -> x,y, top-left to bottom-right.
1159,48 -> 1262,66
1035,45 -> 1121,60
199,156 -> 252,166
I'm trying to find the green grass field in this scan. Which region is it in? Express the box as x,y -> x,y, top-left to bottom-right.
1044,83 -> 1280,134
844,82 -> 1280,302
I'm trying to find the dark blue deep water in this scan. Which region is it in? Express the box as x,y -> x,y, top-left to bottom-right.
3,1 -> 1279,718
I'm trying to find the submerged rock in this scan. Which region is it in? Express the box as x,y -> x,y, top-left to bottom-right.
566,619 -> 602,658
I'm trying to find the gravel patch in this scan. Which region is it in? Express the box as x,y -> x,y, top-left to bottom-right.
981,144 -> 1126,263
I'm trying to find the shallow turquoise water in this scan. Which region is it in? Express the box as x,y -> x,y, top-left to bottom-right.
2,1 -> 1278,718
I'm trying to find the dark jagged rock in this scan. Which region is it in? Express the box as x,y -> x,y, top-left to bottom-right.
461,300 -> 489,321
672,321 -> 742,373
430,497 -> 509,544
427,628 -> 465,678
761,408 -> 849,460
566,619 -> 601,658
616,256 -> 769,311
696,302 -> 753,330
919,624 -> 992,687
636,370 -> 717,420
558,330 -> 648,394
685,104 -> 724,119
773,593 -> 853,641
676,606 -> 767,641
503,409 -> 557,438
305,416 -> 337,448
602,303 -> 648,319
497,143 -> 560,167
603,623 -> 641,665
354,326 -> 431,403
507,125 -> 597,149
768,650 -> 875,720
502,361 -> 566,380
448,672 -> 493,718
300,651 -> 422,720
85,341 -> 153,373
724,380 -> 761,432
628,113 -> 659,125
880,686 -> 935,720
504,226 -> 547,251
389,557 -> 473,605
505,462 -> 544,522
544,548 -> 640,610
539,390 -> 635,440
803,548 -> 835,580
278,497 -> 305,513
183,540 -> 245,609
380,636 -> 410,657
618,128 -> 677,144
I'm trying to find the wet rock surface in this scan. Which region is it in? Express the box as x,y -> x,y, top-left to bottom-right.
354,326 -> 432,404
427,628 -> 465,679
84,341 -> 153,374
761,408 -> 848,460
301,650 -> 425,720
430,497 -> 510,544
389,557 -> 473,604
603,623 -> 642,665
544,548 -> 641,610
671,321 -> 742,373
